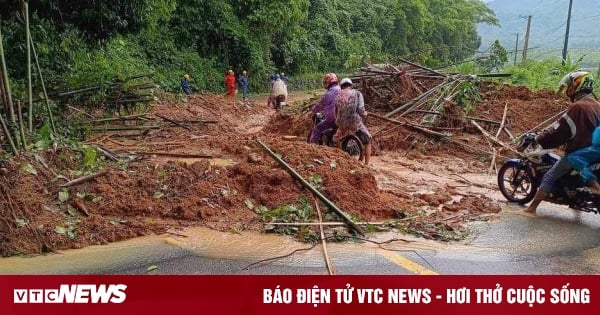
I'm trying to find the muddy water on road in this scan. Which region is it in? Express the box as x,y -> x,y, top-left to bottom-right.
0,226 -> 451,274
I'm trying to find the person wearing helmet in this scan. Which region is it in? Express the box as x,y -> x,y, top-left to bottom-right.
334,78 -> 372,165
238,70 -> 249,101
280,72 -> 289,86
525,71 -> 600,214
181,74 -> 192,96
310,73 -> 341,143
271,74 -> 288,110
224,69 -> 237,97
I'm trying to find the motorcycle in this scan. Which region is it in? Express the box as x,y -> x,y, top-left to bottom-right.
497,134 -> 600,214
273,95 -> 286,111
307,112 -> 364,161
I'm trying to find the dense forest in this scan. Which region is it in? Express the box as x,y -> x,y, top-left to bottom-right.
0,0 -> 497,96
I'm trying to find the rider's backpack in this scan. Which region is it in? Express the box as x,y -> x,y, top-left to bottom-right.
335,89 -> 361,132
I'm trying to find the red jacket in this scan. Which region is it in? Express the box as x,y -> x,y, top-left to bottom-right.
225,74 -> 236,92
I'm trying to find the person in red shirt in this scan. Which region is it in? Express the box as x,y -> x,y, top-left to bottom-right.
224,70 -> 237,97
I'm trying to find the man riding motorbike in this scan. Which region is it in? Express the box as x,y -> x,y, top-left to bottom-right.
271,74 -> 288,110
310,73 -> 340,144
525,71 -> 600,214
334,78 -> 372,165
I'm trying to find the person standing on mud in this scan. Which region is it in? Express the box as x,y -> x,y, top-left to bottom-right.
238,70 -> 249,101
334,78 -> 372,166
310,73 -> 340,144
525,71 -> 600,214
224,70 -> 237,97
181,74 -> 192,96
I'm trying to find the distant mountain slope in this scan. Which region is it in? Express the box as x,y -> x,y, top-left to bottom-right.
478,0 -> 600,59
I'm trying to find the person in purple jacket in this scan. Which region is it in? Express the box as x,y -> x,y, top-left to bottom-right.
310,73 -> 341,144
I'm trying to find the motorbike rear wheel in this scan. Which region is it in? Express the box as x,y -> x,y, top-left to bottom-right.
340,135 -> 364,161
497,162 -> 537,204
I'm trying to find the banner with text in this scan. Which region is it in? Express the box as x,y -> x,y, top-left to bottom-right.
1,275 -> 597,315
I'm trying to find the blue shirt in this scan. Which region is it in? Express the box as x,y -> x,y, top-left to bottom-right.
238,75 -> 248,88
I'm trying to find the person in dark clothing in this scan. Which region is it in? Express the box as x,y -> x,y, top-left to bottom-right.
181,74 -> 192,96
238,71 -> 249,101
526,71 -> 600,214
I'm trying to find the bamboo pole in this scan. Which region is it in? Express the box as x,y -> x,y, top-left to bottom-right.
396,56 -> 449,78
133,151 -> 213,158
0,20 -> 15,124
91,125 -> 160,131
30,34 -> 56,133
25,2 -> 33,132
314,199 -> 336,275
517,109 -> 566,139
470,120 -> 520,155
154,113 -> 192,131
256,139 -> 365,236
0,112 -> 17,154
17,100 -> 27,150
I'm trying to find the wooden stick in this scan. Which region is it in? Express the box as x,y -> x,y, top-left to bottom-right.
518,109 -> 566,139
72,199 -> 90,216
30,33 -> 56,134
371,113 -> 448,138
496,103 -> 509,138
96,146 -> 119,161
314,199 -> 336,275
470,120 -> 520,155
25,2 -> 33,132
154,113 -> 192,131
265,222 -> 391,226
91,125 -> 160,132
89,113 -> 149,123
133,151 -> 213,158
488,148 -> 497,176
67,105 -> 94,119
17,100 -> 27,150
0,111 -> 17,154
503,127 -> 515,140
61,169 -> 109,188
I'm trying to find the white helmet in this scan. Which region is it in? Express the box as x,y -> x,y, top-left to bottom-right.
340,78 -> 353,87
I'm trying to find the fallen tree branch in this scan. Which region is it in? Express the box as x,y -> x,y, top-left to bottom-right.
61,169 -> 109,188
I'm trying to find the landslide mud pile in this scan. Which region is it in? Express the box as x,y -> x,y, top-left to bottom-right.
0,85 -> 566,256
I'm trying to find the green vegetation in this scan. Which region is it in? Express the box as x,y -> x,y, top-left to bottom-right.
0,0 -> 498,102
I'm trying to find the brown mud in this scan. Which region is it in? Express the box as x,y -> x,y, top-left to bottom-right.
0,85 -> 567,256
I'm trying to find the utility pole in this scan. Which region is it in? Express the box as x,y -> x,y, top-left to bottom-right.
513,33 -> 520,66
562,0 -> 573,65
521,15 -> 532,61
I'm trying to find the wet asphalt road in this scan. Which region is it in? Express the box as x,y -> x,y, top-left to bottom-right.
1,202 -> 599,275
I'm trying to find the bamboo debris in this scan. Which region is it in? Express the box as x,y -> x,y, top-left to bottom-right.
154,113 -> 192,131
91,125 -> 160,132
370,113 -> 448,138
133,151 -> 213,158
256,139 -> 365,236
313,199 -> 336,275
25,2 -> 33,133
470,120 -> 520,155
